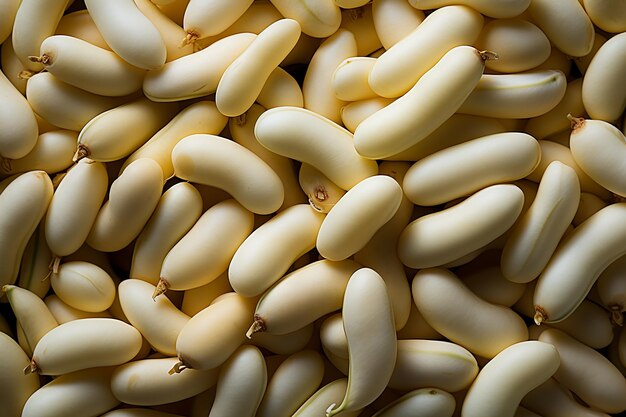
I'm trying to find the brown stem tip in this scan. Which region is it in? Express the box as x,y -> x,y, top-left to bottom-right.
72,144 -> 90,163
28,54 -> 51,65
609,305 -> 624,326
478,50 -> 498,61
152,278 -> 170,301
180,32 -> 199,48
567,114 -> 585,131
245,315 -> 266,339
534,306 -> 547,325
235,113 -> 247,127
168,360 -> 189,375
23,360 -> 39,375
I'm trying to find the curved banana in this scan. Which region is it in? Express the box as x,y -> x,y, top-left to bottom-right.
597,255 -> 626,325
1,130 -> 77,176
0,67 -> 38,159
462,341 -> 560,417
0,332 -> 40,417
257,67 -> 304,109
293,379 -> 360,417
0,171 -> 52,287
51,261 -> 116,312
247,323 -> 314,355
332,57 -> 377,102
182,0 -> 252,42
408,0 -> 530,18
371,0 -> 424,50
269,0 -> 341,38
372,388 -> 455,417
299,163 -> 346,213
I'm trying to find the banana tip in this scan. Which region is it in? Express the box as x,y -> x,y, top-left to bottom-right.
246,315 -> 266,339
73,144 -> 90,163
168,360 -> 188,375
23,360 -> 39,375
567,114 -> 585,131
152,279 -> 169,301
533,307 -> 547,325
326,403 -> 337,417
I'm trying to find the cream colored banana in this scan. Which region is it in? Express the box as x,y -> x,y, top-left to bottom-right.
302,29 -> 357,123
412,268 -> 528,358
574,31 -> 607,75
0,171 -> 52,287
597,255 -> 626,325
156,0 -> 188,24
0,68 -> 38,159
501,162 -> 580,284
269,0 -> 341,38
34,35 -> 146,96
409,0 -> 530,18
45,159 -> 108,257
230,104 -> 305,209
321,313 -> 348,359
355,46 -> 488,159
122,100 -> 228,178
1,129 -> 77,175
388,339 -> 478,392
573,192 -> 607,226
247,323 -> 314,355
134,0 -> 193,62
17,225 -> 52,298
156,199 -> 253,296
11,0 -> 69,71
257,350 -> 325,417
398,184 -> 524,269
534,203 -> 626,324
27,317 -> 142,375
340,98 -> 394,134
248,259 -> 361,336
0,0 -> 20,44
172,134 -> 284,214
336,0 -> 370,7
338,5 -> 381,56
102,410 -> 184,417
130,182 -> 202,285
526,79 -> 584,140
539,328 -> 626,413
403,132 -> 540,206
44,294 -> 112,324
51,261 -> 115,313
317,175 -> 402,261
369,6 -> 483,98
462,341 -> 560,417
2,285 -> 58,353
181,272 -> 232,317
142,33 -> 256,102
293,379 -> 360,417
55,10 -> 111,50
77,98 -> 178,163
0,332 -> 40,417
1,37 -> 29,95
173,292 -> 256,372
458,70 -> 567,119
85,0 -> 166,70
182,0 -> 252,44
372,388 -> 455,417
522,377 -> 612,417
21,367 -> 120,417
332,57 -> 377,102
583,0 -> 626,33
460,265 -> 526,307
371,0 -> 424,50
206,345 -> 266,417
255,106 -> 378,190
26,72 -> 126,131
118,279 -> 190,356
87,158 -> 163,252
257,67 -> 304,109
111,357 -> 219,405
326,268 -> 396,417
299,163 -> 346,213
216,19 -> 301,117
229,204 -> 324,296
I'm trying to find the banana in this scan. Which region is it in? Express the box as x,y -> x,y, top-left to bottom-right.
11,0 -> 69,71
156,199 -> 253,296
255,106 -> 378,190
247,323 -> 314,355
522,377 -> 612,417
156,0 -> 188,25
216,19 -> 301,117
539,328 -> 626,413
0,332 -> 40,417
182,0 -> 252,44
340,98 -> 394,134
398,184 -> 524,269
533,203 -> 626,324
320,313 -> 348,359
111,357 -> 219,405
501,162 -> 580,284
76,98 -> 178,163
1,130 -> 77,175
87,158 -> 163,252
257,350 -> 325,417
85,0 -> 166,70
0,67 -> 38,159
332,57 -> 377,102
33,35 -> 146,96
269,0 -> 341,38
181,272 -> 232,316
173,292 -> 256,372
51,261 -> 116,313
369,6 -> 483,98
389,339 -> 478,392
229,204 -> 324,297
403,132 -> 540,206
302,29 -> 357,123
336,0 -> 370,7
372,388 -> 455,417
55,10 -> 111,50
458,70 -> 567,119
412,268 -> 528,358
573,192 -> 607,226
597,255 -> 626,325
17,224 -> 52,298
44,294 -> 112,324
326,268 -> 397,417
122,100 -> 228,179
0,171 -> 52,287
0,0 -> 20,44
208,345 -> 266,417
409,0 -> 530,18
582,0 -> 626,33
355,46 -> 488,159
338,5 -> 381,56
371,0 -> 425,50
257,67 -> 304,109
102,410 -> 184,417
396,301 -> 442,341
462,341 -> 560,417
26,72 -> 127,131
172,134 -> 284,214
142,33 -> 256,102
317,175 -> 402,261
230,104 -> 306,210
299,163 -> 346,213
293,379 -> 361,417
1,36 -> 29,94
45,159 -> 108,257
459,264 -> 526,307
131,182 -> 202,285
21,367 -> 120,417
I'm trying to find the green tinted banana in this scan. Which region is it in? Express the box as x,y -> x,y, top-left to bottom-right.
0,68 -> 38,159
0,332 -> 40,417
51,261 -> 116,312
1,130 -> 77,176
372,388 -> 455,417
